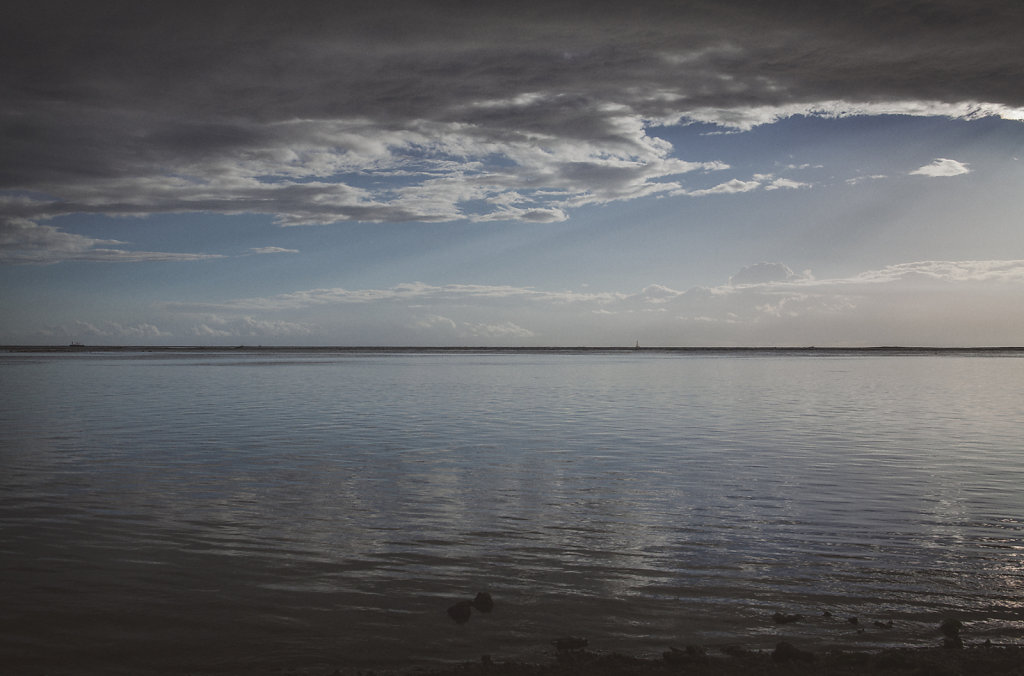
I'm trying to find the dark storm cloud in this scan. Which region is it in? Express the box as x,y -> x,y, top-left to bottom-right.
2,0 -> 1022,257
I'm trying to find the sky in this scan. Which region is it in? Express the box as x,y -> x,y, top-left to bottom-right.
2,0 -> 1023,347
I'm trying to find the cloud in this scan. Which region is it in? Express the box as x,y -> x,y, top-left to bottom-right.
838,259 -> 1024,285
656,259 -> 1024,345
677,172 -> 812,197
677,100 -> 1024,132
413,313 -> 537,342
845,174 -> 888,185
462,321 -> 536,339
188,315 -> 314,339
162,282 -> 624,313
763,177 -> 810,191
30,258 -> 1024,346
909,158 -> 971,177
683,179 -> 762,197
730,262 -> 804,286
247,246 -> 299,255
415,315 -> 459,331
0,217 -> 224,264
161,260 -> 1024,336
2,2 -> 1022,229
41,320 -> 169,341
637,284 -> 685,303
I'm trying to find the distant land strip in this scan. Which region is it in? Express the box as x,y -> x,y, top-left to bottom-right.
4,345 -> 1024,355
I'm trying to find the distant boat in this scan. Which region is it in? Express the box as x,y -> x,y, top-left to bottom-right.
69,341 -> 85,348
634,340 -> 640,350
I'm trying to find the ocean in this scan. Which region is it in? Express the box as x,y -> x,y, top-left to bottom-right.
1,348 -> 1022,674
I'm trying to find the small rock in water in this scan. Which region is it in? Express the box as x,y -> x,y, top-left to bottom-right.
940,618 -> 963,638
552,637 -> 588,651
772,612 -> 804,624
472,591 -> 494,612
873,620 -> 894,629
447,600 -> 473,624
720,645 -> 752,658
772,641 -> 816,663
663,645 -> 708,665
847,616 -> 859,625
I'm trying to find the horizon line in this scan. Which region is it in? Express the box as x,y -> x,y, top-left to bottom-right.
5,345 -> 1024,353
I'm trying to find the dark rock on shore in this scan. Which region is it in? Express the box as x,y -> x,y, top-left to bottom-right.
940,617 -> 966,648
941,617 -> 964,638
772,641 -> 816,663
447,591 -> 494,624
447,600 -> 473,624
472,592 -> 494,612
662,644 -> 708,665
551,637 -> 588,652
413,644 -> 1024,676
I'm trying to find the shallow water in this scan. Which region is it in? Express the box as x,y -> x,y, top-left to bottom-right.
1,350 -> 1022,673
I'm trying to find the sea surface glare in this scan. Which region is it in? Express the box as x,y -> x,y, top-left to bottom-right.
1,349 -> 1022,674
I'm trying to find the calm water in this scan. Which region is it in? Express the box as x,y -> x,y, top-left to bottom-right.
1,349 -> 1023,674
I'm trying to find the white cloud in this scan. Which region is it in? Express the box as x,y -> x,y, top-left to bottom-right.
414,314 -> 537,342
162,282 -> 624,313
462,321 -> 536,339
415,314 -> 458,331
909,158 -> 971,177
839,259 -> 1024,285
637,284 -> 684,303
162,260 -> 1024,319
763,177 -> 810,191
678,100 -> 1024,132
676,172 -> 811,197
42,320 -> 169,341
28,259 -> 1024,347
188,315 -> 314,339
247,246 -> 299,255
730,262 -> 803,286
0,217 -> 224,264
190,323 -> 234,338
682,178 -> 762,197
845,174 -> 888,185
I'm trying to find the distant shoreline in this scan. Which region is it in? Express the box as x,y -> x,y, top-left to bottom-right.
4,345 -> 1024,355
